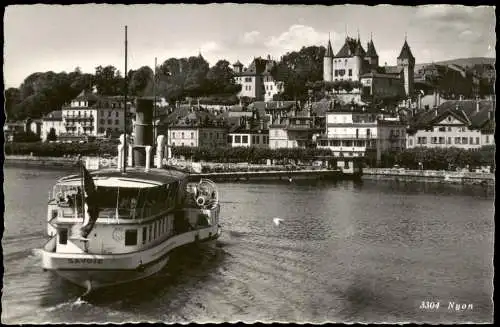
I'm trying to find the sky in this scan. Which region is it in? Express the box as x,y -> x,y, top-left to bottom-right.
4,4 -> 496,88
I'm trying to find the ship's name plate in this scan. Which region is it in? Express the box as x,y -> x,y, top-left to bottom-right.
67,258 -> 104,264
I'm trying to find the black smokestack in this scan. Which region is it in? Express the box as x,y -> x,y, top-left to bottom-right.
134,97 -> 154,167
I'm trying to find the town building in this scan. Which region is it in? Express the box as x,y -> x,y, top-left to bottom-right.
414,63 -> 477,99
233,56 -> 284,102
268,104 -> 323,149
3,121 -> 28,142
323,35 -> 415,102
406,99 -> 495,149
315,102 -> 407,164
41,111 -> 64,141
228,110 -> 269,148
4,118 -> 43,142
164,108 -> 228,148
59,90 -> 134,140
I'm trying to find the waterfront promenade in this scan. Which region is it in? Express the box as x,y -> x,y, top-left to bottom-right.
4,155 -> 494,185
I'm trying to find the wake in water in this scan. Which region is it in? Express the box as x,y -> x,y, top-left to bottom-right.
44,297 -> 91,313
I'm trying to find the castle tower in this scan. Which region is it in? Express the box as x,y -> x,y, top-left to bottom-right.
365,34 -> 379,70
353,37 -> 365,77
323,37 -> 334,82
233,60 -> 243,74
397,38 -> 415,97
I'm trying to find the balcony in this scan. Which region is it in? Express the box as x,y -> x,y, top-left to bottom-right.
322,134 -> 375,139
64,115 -> 94,121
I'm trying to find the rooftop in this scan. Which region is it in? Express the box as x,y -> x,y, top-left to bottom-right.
42,110 -> 63,121
409,99 -> 495,132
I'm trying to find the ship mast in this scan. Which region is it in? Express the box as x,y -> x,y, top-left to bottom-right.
153,57 -> 157,150
122,25 -> 128,173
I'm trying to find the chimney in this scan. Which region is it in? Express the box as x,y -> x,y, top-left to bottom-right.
434,108 -> 438,117
133,98 -> 154,167
476,98 -> 480,113
259,119 -> 264,130
459,94 -> 464,101
245,119 -> 251,130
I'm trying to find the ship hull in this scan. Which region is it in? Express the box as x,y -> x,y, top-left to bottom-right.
42,227 -> 221,292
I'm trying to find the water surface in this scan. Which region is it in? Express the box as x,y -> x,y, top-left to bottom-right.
2,165 -> 494,323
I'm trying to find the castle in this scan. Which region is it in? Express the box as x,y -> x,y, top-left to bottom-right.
323,34 -> 415,100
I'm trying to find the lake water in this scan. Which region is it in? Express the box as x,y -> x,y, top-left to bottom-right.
1,164 -> 494,324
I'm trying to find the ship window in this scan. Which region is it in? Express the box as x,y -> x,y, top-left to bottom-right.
142,226 -> 147,244
125,229 -> 137,246
59,229 -> 68,245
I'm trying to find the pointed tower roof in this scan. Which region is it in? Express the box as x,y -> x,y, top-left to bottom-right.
233,60 -> 243,67
325,38 -> 334,57
398,40 -> 414,60
335,37 -> 360,58
354,38 -> 366,57
366,40 -> 378,57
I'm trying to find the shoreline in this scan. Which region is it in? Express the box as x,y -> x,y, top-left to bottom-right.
4,155 -> 495,185
362,168 -> 494,186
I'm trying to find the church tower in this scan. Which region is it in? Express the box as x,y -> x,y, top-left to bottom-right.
397,38 -> 415,97
323,37 -> 334,82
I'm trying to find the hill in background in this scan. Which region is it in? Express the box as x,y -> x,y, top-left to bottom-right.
414,57 -> 495,72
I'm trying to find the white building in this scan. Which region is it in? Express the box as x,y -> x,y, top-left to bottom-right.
316,103 -> 407,164
60,90 -> 134,139
233,56 -> 284,102
407,99 -> 495,149
41,111 -> 64,141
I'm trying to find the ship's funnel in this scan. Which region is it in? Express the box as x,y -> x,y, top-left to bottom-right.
133,98 -> 154,167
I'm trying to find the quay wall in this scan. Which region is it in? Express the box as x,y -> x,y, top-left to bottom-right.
4,156 -> 495,186
362,168 -> 495,186
4,155 -> 79,167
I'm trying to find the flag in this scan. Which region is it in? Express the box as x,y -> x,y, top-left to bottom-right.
79,161 -> 100,238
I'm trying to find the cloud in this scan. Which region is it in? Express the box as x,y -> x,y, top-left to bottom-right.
414,5 -> 477,21
412,5 -> 492,33
242,30 -> 261,45
200,41 -> 220,53
265,24 -> 331,53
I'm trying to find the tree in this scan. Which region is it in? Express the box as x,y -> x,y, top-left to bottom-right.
5,88 -> 21,120
94,65 -> 123,95
129,66 -> 154,96
206,60 -> 238,94
341,80 -> 354,93
272,46 -> 326,100
47,128 -> 57,141
183,56 -> 210,97
331,80 -> 341,93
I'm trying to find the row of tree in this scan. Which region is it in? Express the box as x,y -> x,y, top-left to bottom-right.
7,42 -> 495,122
172,145 -> 334,164
379,146 -> 495,170
5,56 -> 243,121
